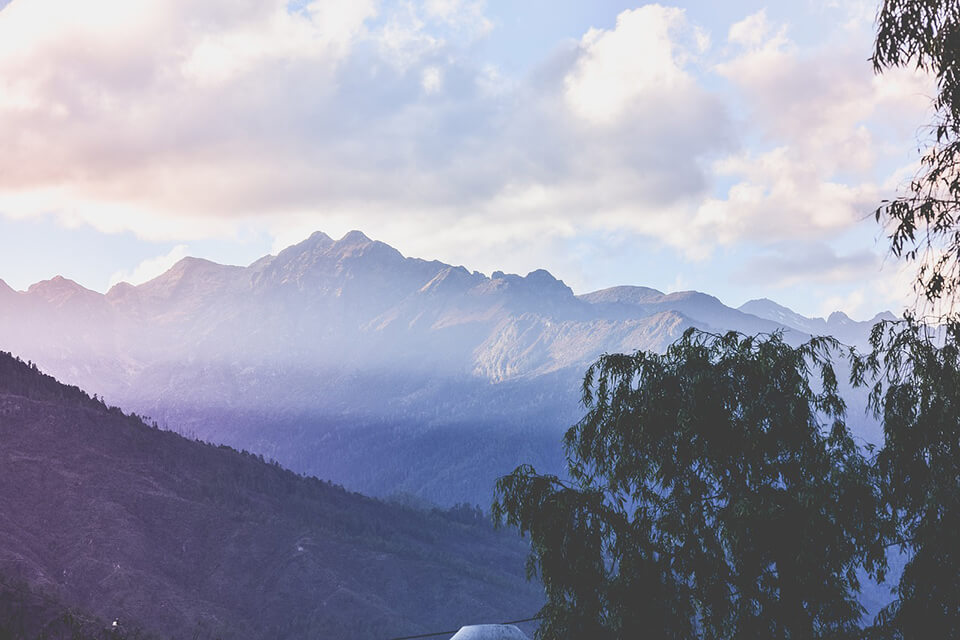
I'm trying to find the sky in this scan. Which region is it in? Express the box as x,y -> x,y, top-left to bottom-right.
0,0 -> 935,319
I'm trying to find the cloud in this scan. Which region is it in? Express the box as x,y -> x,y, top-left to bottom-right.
729,239 -> 923,320
735,243 -> 880,288
109,244 -> 189,287
0,0 -> 734,261
684,9 -> 935,255
422,0 -> 492,38
421,66 -> 442,93
0,0 -> 936,304
563,5 -> 699,124
727,9 -> 776,49
820,288 -> 868,320
815,259 -> 917,320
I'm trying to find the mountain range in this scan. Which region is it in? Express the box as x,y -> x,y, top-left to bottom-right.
0,350 -> 543,639
0,231 -> 894,506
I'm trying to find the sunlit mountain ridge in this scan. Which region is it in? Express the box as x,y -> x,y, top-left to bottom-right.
0,231 -> 892,506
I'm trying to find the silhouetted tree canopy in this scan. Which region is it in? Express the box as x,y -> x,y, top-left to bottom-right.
494,330 -> 885,639
873,0 -> 960,308
853,320 -> 960,638
867,3 -> 960,636
493,4 -> 960,638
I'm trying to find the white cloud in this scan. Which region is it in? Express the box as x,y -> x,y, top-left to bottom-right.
0,0 -> 735,260
727,9 -> 775,49
109,244 -> 189,287
421,66 -> 442,93
423,0 -> 492,38
180,1 -> 377,86
737,243 -> 880,288
692,145 -> 880,246
820,288 -> 867,319
0,0 -> 937,308
814,256 -> 918,320
684,10 -> 936,255
563,5 -> 698,124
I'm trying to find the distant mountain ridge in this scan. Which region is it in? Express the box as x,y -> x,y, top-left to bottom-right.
0,231 -> 893,505
738,297 -> 897,345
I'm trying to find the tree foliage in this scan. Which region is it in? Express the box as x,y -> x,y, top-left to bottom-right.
852,320 -> 960,638
494,4 -> 960,638
494,330 -> 885,639
866,3 -> 960,636
873,0 -> 960,309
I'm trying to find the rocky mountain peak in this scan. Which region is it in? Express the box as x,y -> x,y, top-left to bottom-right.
337,230 -> 371,245
27,274 -> 81,292
524,269 -> 574,296
871,310 -> 898,323
419,265 -> 484,295
127,257 -> 245,307
738,298 -> 828,335
827,310 -> 853,326
481,269 -> 575,304
306,230 -> 334,246
578,285 -> 666,305
105,281 -> 137,301
26,276 -> 99,303
145,256 -> 235,287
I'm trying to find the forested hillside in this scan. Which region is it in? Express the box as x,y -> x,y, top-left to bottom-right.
0,351 -> 542,639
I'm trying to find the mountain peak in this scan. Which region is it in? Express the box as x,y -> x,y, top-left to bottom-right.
827,310 -> 853,326
25,276 -> 103,308
327,230 -> 405,265
478,268 -> 575,306
269,231 -> 335,266
871,310 -> 898,323
738,298 -> 828,334
743,297 -> 777,308
156,256 -> 226,280
286,231 -> 335,252
105,281 -> 137,301
663,290 -> 718,303
579,285 -> 666,305
524,269 -> 574,295
132,256 -> 243,302
28,274 -> 77,289
338,230 -> 372,245
307,230 -> 333,244
419,265 -> 484,295
27,275 -> 93,296
525,268 -> 557,282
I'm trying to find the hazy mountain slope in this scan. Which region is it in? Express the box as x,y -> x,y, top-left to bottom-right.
738,298 -> 898,348
580,286 -> 792,338
0,352 -> 543,639
0,231 -> 891,506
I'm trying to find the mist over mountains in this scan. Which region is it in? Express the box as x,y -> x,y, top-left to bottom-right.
0,231 -> 893,506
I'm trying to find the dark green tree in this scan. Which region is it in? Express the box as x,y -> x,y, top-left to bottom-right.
873,0 -> 960,309
853,320 -> 960,638
494,330 -> 885,639
864,3 -> 960,636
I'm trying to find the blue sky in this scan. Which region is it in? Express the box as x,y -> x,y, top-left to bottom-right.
0,0 -> 931,319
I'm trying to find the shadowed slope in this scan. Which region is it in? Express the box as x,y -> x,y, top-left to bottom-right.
0,352 -> 542,639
